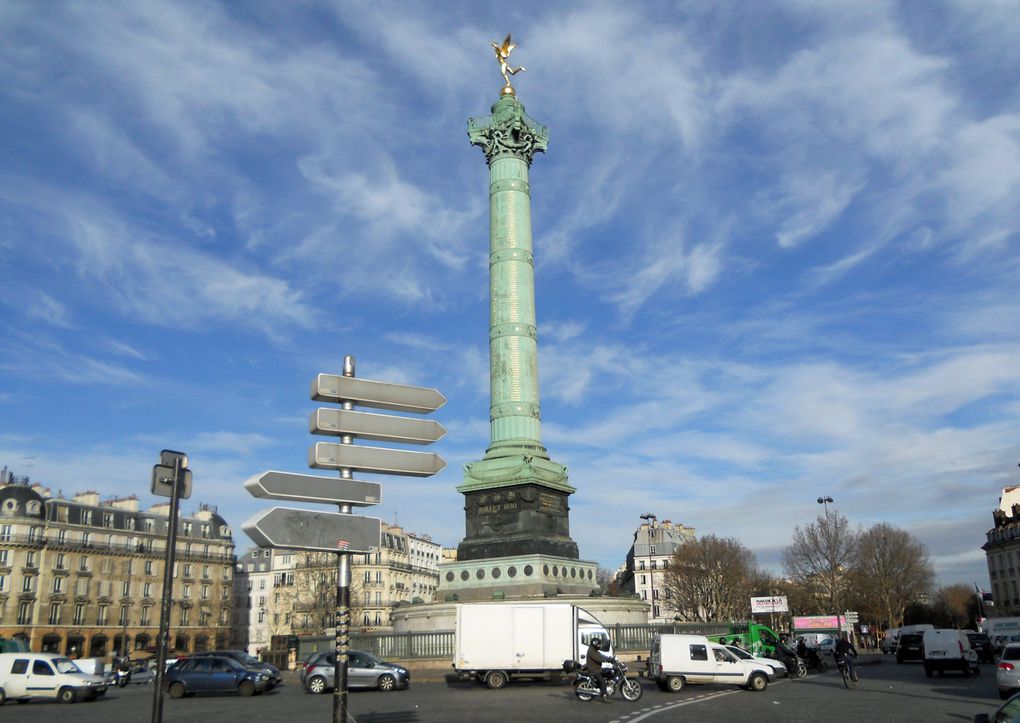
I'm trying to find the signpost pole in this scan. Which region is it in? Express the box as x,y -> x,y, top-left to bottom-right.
334,356 -> 355,723
151,456 -> 184,723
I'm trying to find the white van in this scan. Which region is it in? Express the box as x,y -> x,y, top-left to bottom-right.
0,652 -> 108,704
921,629 -> 979,677
649,634 -> 774,693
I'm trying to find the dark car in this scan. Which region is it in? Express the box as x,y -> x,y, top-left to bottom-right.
970,633 -> 997,664
189,650 -> 282,689
896,633 -> 925,663
165,656 -> 270,698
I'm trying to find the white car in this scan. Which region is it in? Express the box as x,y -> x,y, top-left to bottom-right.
0,652 -> 108,704
997,644 -> 1020,699
818,637 -> 837,655
725,645 -> 788,678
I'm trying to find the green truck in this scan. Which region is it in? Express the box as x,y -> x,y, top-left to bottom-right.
707,622 -> 783,657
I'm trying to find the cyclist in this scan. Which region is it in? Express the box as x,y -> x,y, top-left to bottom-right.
833,632 -> 859,681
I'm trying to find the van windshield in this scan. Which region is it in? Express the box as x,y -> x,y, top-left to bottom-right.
53,658 -> 82,674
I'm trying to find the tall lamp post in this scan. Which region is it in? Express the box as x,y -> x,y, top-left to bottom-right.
816,495 -> 839,625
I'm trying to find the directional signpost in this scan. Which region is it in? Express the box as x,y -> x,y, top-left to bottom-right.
242,355 -> 445,723
244,471 -> 381,507
243,507 -> 382,553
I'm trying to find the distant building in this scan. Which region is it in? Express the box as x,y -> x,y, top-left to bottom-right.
618,515 -> 695,623
983,486 -> 1020,615
232,522 -> 442,651
0,476 -> 235,658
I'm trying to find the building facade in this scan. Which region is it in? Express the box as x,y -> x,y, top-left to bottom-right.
0,477 -> 235,658
984,485 -> 1020,616
232,523 -> 441,651
618,515 -> 695,623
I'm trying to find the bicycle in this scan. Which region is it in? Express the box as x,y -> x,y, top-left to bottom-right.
835,655 -> 858,689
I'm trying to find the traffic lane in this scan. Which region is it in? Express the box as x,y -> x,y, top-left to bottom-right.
623,661 -> 1002,723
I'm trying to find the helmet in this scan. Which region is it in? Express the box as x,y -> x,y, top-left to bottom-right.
590,638 -> 603,651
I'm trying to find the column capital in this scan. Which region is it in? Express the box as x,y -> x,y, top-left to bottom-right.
468,95 -> 549,166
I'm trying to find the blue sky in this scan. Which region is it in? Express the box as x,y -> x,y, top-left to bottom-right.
2,1 -> 1018,591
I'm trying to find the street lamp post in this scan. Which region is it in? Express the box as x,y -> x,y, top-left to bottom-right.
816,495 -> 837,618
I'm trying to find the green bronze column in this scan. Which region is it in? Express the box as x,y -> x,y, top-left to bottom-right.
451,40 -> 586,574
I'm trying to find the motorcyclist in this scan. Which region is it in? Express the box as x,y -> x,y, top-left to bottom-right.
584,637 -> 614,701
115,656 -> 132,687
833,632 -> 859,681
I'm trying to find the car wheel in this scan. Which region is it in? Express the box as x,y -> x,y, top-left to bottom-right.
377,674 -> 397,692
666,675 -> 684,693
307,676 -> 328,695
748,672 -> 768,692
924,664 -> 932,678
484,670 -> 508,689
58,687 -> 76,704
238,680 -> 256,697
169,682 -> 186,699
0,687 -> 5,705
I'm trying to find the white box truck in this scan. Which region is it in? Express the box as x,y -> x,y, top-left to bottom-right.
453,602 -> 612,689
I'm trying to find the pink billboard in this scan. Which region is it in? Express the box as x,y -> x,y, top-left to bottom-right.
793,615 -> 839,630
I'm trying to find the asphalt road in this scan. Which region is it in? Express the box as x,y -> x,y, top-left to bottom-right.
1,657 -> 1005,723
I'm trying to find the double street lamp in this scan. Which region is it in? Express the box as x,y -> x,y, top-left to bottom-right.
817,496 -> 833,516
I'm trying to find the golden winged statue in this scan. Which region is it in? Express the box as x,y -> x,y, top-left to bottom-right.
492,33 -> 526,94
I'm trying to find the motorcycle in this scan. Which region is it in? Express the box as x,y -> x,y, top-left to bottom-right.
565,659 -> 643,702
773,643 -> 807,678
799,647 -> 828,673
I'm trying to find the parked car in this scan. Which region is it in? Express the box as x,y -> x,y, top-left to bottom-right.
969,632 -> 997,664
165,656 -> 270,698
897,633 -> 925,663
922,629 -> 979,677
818,637 -> 837,655
189,651 -> 282,689
303,651 -> 410,693
724,645 -> 788,678
997,644 -> 1020,699
977,689 -> 1020,721
0,652 -> 108,704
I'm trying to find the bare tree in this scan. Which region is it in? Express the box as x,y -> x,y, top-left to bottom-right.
289,552 -> 364,635
782,511 -> 858,614
596,567 -> 621,596
663,535 -> 757,622
847,523 -> 933,629
933,584 -> 976,629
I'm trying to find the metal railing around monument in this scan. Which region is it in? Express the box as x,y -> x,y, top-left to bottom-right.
295,621 -> 732,662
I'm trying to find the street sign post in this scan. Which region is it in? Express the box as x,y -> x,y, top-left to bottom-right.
311,374 -> 447,413
242,507 -> 381,554
244,471 -> 381,506
310,408 -> 446,445
245,355 -> 445,723
309,441 -> 446,476
151,464 -> 193,499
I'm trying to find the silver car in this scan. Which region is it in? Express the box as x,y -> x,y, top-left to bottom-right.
998,644 -> 1020,699
303,651 -> 410,693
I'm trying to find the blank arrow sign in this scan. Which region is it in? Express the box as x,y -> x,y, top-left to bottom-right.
310,408 -> 446,445
244,470 -> 381,506
311,374 -> 446,413
242,507 -> 381,553
309,442 -> 446,476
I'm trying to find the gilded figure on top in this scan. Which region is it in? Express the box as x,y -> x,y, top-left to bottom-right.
491,34 -> 525,94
